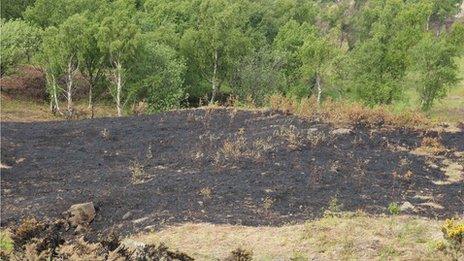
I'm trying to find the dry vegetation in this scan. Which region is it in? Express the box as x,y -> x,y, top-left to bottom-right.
132,213 -> 463,260
2,214 -> 462,260
214,129 -> 274,165
0,218 -> 195,260
413,137 -> 448,156
1,97 -> 117,122
268,94 -> 430,129
129,160 -> 149,184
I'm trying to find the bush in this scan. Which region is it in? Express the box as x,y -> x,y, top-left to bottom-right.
387,203 -> 401,215
128,42 -> 186,112
267,94 -> 428,128
442,219 -> 464,248
439,219 -> 464,259
0,19 -> 41,76
224,247 -> 253,261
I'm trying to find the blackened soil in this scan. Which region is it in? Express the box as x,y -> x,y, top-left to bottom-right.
1,108 -> 463,236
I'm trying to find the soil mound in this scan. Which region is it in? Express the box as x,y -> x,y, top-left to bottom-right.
1,108 -> 463,236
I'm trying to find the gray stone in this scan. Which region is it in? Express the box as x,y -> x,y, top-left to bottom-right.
66,202 -> 96,228
331,128 -> 352,135
400,201 -> 414,211
122,211 -> 132,220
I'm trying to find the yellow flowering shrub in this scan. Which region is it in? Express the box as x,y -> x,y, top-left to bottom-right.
442,219 -> 464,243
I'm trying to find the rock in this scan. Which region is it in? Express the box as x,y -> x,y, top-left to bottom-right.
122,211 -> 132,220
400,201 -> 414,211
0,163 -> 12,169
123,239 -> 146,250
74,225 -> 87,234
66,202 -> 96,227
132,217 -> 148,224
331,128 -> 352,135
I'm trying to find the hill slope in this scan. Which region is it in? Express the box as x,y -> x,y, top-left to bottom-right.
1,108 -> 463,236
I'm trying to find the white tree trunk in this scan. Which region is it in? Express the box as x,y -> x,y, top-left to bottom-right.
116,61 -> 123,117
426,15 -> 430,31
66,59 -> 74,115
210,49 -> 219,104
50,74 -> 61,115
88,85 -> 93,109
316,73 -> 322,105
53,83 -> 60,113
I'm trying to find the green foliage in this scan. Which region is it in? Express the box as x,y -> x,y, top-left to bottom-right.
0,19 -> 41,75
1,0 -> 36,20
129,40 -> 186,112
97,0 -> 140,66
230,47 -> 286,105
273,20 -> 314,85
179,0 -> 253,102
299,30 -> 343,102
77,14 -> 107,103
388,202 -> 401,215
0,230 -> 13,252
7,0 -> 463,114
38,26 -> 62,77
346,0 -> 432,106
24,0 -> 107,27
97,0 -> 142,115
410,32 -> 461,111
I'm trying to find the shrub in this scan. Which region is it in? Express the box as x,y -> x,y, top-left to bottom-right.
415,137 -> 446,155
388,203 -> 401,215
0,19 -> 41,76
0,231 -> 13,253
224,247 -> 253,261
10,218 -> 45,249
442,219 -> 464,248
422,137 -> 445,152
438,219 -> 464,259
199,187 -> 213,199
267,94 -> 428,128
307,130 -> 327,146
274,125 -> 303,150
324,196 -> 343,217
263,196 -> 274,210
215,131 -> 273,165
100,128 -> 110,139
129,160 -> 147,183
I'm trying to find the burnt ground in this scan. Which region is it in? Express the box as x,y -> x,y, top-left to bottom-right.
1,108 -> 463,236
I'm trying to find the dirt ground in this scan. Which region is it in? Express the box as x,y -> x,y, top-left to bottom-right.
1,108 -> 463,238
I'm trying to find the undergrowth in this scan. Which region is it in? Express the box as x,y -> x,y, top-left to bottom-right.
267,94 -> 429,128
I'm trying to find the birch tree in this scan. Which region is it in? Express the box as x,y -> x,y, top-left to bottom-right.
58,15 -> 85,116
299,32 -> 340,104
39,27 -> 63,115
78,16 -> 107,118
128,38 -> 186,112
179,0 -> 252,104
273,20 -> 313,95
98,0 -> 140,116
410,25 -> 463,111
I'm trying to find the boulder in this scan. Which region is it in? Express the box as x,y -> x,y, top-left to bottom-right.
400,201 -> 414,212
331,128 -> 352,135
66,202 -> 96,227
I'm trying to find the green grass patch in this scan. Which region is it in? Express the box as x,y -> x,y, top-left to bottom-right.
0,230 -> 13,253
